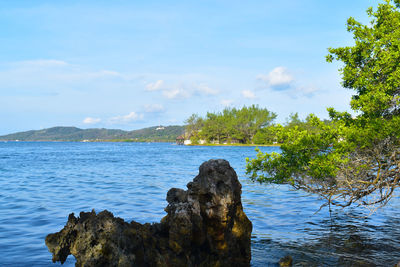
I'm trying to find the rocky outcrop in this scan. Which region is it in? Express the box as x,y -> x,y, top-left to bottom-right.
45,159 -> 252,266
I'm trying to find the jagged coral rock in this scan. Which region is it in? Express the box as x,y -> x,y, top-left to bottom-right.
46,159 -> 252,266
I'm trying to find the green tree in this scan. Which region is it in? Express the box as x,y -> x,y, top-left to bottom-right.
253,124 -> 284,144
201,112 -> 229,143
285,113 -> 303,129
185,114 -> 204,143
184,105 -> 276,144
246,0 -> 400,210
231,105 -> 277,143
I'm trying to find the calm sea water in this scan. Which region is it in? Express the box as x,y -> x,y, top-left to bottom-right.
0,142 -> 400,266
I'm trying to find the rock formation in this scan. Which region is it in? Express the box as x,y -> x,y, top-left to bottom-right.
45,159 -> 252,266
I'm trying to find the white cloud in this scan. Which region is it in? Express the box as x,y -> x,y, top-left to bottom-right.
109,112 -> 144,124
241,90 -> 255,99
144,104 -> 164,113
293,86 -> 320,97
256,66 -> 320,97
100,70 -> 121,76
146,80 -> 164,91
145,80 -> 218,99
15,59 -> 69,68
83,117 -> 101,124
221,99 -> 234,107
84,111 -> 148,125
195,84 -> 218,95
93,70 -> 124,79
257,66 -> 293,88
162,88 -> 190,99
0,59 -> 131,95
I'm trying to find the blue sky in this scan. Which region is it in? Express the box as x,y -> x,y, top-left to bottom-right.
0,0 -> 377,134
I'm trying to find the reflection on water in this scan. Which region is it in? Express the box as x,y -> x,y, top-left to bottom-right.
249,202 -> 400,266
0,142 -> 399,266
252,213 -> 400,266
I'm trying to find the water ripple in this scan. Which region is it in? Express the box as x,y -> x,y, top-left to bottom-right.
0,142 -> 399,266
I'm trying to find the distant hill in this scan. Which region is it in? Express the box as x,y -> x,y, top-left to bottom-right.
0,126 -> 185,142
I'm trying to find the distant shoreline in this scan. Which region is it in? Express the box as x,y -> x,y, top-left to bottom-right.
1,140 -> 281,147
185,143 -> 281,147
0,125 -> 185,143
0,140 -> 176,143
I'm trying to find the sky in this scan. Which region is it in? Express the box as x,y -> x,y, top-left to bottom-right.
0,0 -> 378,135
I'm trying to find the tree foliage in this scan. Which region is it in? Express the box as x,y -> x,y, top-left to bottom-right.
246,0 -> 400,211
185,105 -> 277,144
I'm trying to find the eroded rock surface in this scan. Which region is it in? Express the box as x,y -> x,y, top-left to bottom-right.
46,159 -> 252,266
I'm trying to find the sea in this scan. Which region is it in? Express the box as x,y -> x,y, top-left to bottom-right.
0,142 -> 400,266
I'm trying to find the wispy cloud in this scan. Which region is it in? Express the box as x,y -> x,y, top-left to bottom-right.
292,86 -> 319,98
83,117 -> 101,124
109,112 -> 144,124
257,66 -> 293,89
257,66 -> 319,98
241,89 -> 255,99
94,70 -> 124,78
145,80 -> 218,99
14,59 -> 69,68
84,109 -> 152,126
162,87 -> 190,99
144,104 -> 164,113
195,84 -> 218,96
0,59 -> 129,94
221,99 -> 234,107
145,80 -> 164,91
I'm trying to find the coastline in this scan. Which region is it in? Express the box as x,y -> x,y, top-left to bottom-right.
0,139 -> 176,143
1,139 -> 280,146
185,143 -> 281,147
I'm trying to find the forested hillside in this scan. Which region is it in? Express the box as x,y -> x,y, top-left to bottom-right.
0,126 -> 185,142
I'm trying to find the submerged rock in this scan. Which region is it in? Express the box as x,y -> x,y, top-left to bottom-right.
46,159 -> 252,266
279,255 -> 293,267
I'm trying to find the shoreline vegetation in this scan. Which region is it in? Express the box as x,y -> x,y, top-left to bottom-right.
1,139 -> 280,147
185,143 -> 280,147
181,105 -> 322,147
1,105 -> 317,147
246,0 -> 400,212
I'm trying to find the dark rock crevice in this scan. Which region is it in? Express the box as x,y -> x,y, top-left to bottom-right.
46,159 -> 252,266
